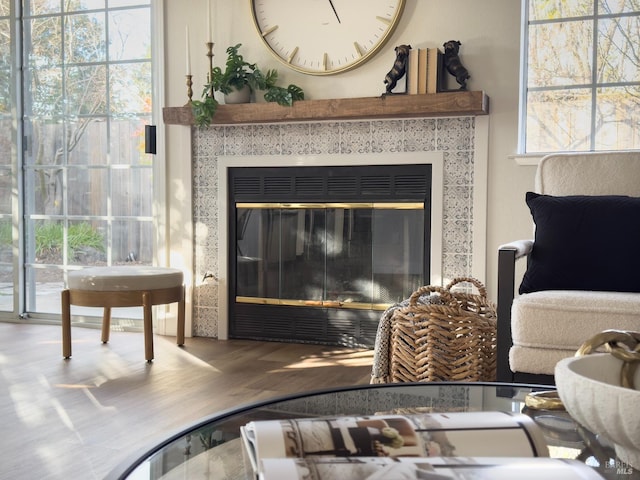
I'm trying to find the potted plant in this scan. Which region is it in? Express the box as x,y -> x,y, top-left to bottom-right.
192,44 -> 305,127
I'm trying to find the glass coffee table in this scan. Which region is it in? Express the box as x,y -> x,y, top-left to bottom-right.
107,382 -> 635,479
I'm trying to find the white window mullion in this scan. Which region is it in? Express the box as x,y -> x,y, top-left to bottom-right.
521,0 -> 640,153
590,0 -> 599,151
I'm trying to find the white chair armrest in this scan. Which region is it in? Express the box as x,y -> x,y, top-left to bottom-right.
498,239 -> 534,260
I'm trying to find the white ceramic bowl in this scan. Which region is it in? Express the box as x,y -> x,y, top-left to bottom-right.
555,353 -> 640,469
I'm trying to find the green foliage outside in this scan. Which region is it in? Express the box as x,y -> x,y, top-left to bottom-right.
35,222 -> 104,260
0,221 -> 104,262
0,221 -> 10,246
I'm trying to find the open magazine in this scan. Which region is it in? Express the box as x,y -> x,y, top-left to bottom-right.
240,411 -> 603,479
257,456 -> 604,479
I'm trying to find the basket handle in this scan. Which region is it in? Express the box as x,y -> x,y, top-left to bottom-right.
408,285 -> 455,306
445,276 -> 488,298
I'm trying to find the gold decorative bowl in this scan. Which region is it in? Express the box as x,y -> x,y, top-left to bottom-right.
555,352 -> 640,469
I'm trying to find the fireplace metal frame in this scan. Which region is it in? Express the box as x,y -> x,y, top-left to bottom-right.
213,152 -> 449,344
227,164 -> 432,347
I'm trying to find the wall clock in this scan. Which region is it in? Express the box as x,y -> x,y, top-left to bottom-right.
250,0 -> 406,75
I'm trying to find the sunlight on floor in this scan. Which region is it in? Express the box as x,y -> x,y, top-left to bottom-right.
82,387 -> 118,412
54,383 -> 97,389
7,373 -> 85,431
278,350 -> 374,370
51,396 -> 76,430
9,382 -> 48,427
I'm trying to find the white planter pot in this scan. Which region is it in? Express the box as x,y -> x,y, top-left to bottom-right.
224,85 -> 251,104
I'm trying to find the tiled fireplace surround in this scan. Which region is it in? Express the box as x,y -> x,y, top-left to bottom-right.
190,115 -> 488,338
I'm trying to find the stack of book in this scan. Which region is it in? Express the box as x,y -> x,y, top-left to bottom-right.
406,47 -> 446,95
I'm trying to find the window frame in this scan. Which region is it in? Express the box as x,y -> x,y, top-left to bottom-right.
0,0 -> 166,322
518,0 -> 640,154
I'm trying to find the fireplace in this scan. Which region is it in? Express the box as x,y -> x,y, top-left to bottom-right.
187,116 -> 488,340
225,162 -> 435,347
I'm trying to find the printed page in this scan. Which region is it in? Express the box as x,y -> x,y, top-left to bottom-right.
242,411 -> 549,477
258,456 -> 604,480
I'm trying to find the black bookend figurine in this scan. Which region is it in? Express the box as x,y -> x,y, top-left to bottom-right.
383,44 -> 412,94
443,40 -> 470,90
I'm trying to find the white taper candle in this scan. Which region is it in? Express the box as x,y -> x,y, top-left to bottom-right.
186,25 -> 191,74
207,0 -> 212,42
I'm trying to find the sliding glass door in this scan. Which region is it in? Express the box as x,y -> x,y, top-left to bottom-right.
0,0 -> 156,320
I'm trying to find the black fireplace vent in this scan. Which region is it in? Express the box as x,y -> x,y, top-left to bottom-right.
232,176 -> 261,196
294,176 -> 325,196
262,176 -> 292,194
230,164 -> 431,202
327,176 -> 358,195
396,174 -> 433,194
361,176 -> 392,195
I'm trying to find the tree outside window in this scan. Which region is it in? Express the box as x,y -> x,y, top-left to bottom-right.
522,0 -> 640,153
0,0 -> 154,316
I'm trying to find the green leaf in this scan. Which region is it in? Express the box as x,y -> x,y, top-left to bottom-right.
263,86 -> 291,106
195,43 -> 304,121
264,69 -> 278,89
191,96 -> 219,127
287,84 -> 305,101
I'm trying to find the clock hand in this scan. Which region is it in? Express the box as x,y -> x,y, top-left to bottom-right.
328,0 -> 341,23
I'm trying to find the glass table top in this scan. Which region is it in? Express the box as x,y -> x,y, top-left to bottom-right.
107,382 -> 637,480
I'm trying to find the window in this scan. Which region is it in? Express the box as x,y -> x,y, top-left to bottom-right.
0,0 -> 16,313
521,0 -> 640,153
0,0 -> 156,320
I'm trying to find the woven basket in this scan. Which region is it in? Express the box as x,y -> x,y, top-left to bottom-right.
390,277 -> 497,383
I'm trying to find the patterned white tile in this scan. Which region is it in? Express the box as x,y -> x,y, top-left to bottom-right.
194,220 -> 214,248
437,117 -> 474,151
436,385 -> 471,408
281,123 -> 310,155
403,119 -> 437,151
192,160 -> 216,189
365,387 -> 471,411
443,218 -> 472,254
309,122 -> 340,154
205,218 -> 219,251
194,126 -> 224,157
193,306 -> 218,337
334,389 -> 372,414
339,121 -> 371,154
252,124 -> 282,155
198,240 -> 219,275
193,191 -> 217,224
443,185 -> 472,221
223,125 -> 254,155
443,253 -> 472,281
443,151 -> 473,186
371,120 -> 404,153
194,281 -> 218,308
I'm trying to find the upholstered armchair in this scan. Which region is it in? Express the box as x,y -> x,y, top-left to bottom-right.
497,152 -> 640,385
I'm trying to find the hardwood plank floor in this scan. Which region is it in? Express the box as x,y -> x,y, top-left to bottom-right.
0,322 -> 374,479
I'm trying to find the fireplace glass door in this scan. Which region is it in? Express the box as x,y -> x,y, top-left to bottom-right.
236,202 -> 424,309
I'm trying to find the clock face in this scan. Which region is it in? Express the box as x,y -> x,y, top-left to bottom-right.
251,0 -> 406,75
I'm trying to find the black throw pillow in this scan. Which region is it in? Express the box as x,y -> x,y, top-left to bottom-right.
519,192 -> 640,294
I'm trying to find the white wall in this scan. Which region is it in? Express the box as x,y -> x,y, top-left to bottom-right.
163,0 -> 535,302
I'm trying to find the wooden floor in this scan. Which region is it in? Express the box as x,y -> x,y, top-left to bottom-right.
0,322 -> 374,479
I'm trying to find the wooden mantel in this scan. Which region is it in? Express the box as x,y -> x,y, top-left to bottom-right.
163,91 -> 489,126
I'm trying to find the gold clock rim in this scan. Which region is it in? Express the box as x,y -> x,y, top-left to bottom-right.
250,0 -> 406,76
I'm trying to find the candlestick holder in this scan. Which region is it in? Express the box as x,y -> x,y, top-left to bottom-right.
206,42 -> 215,98
185,74 -> 193,105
